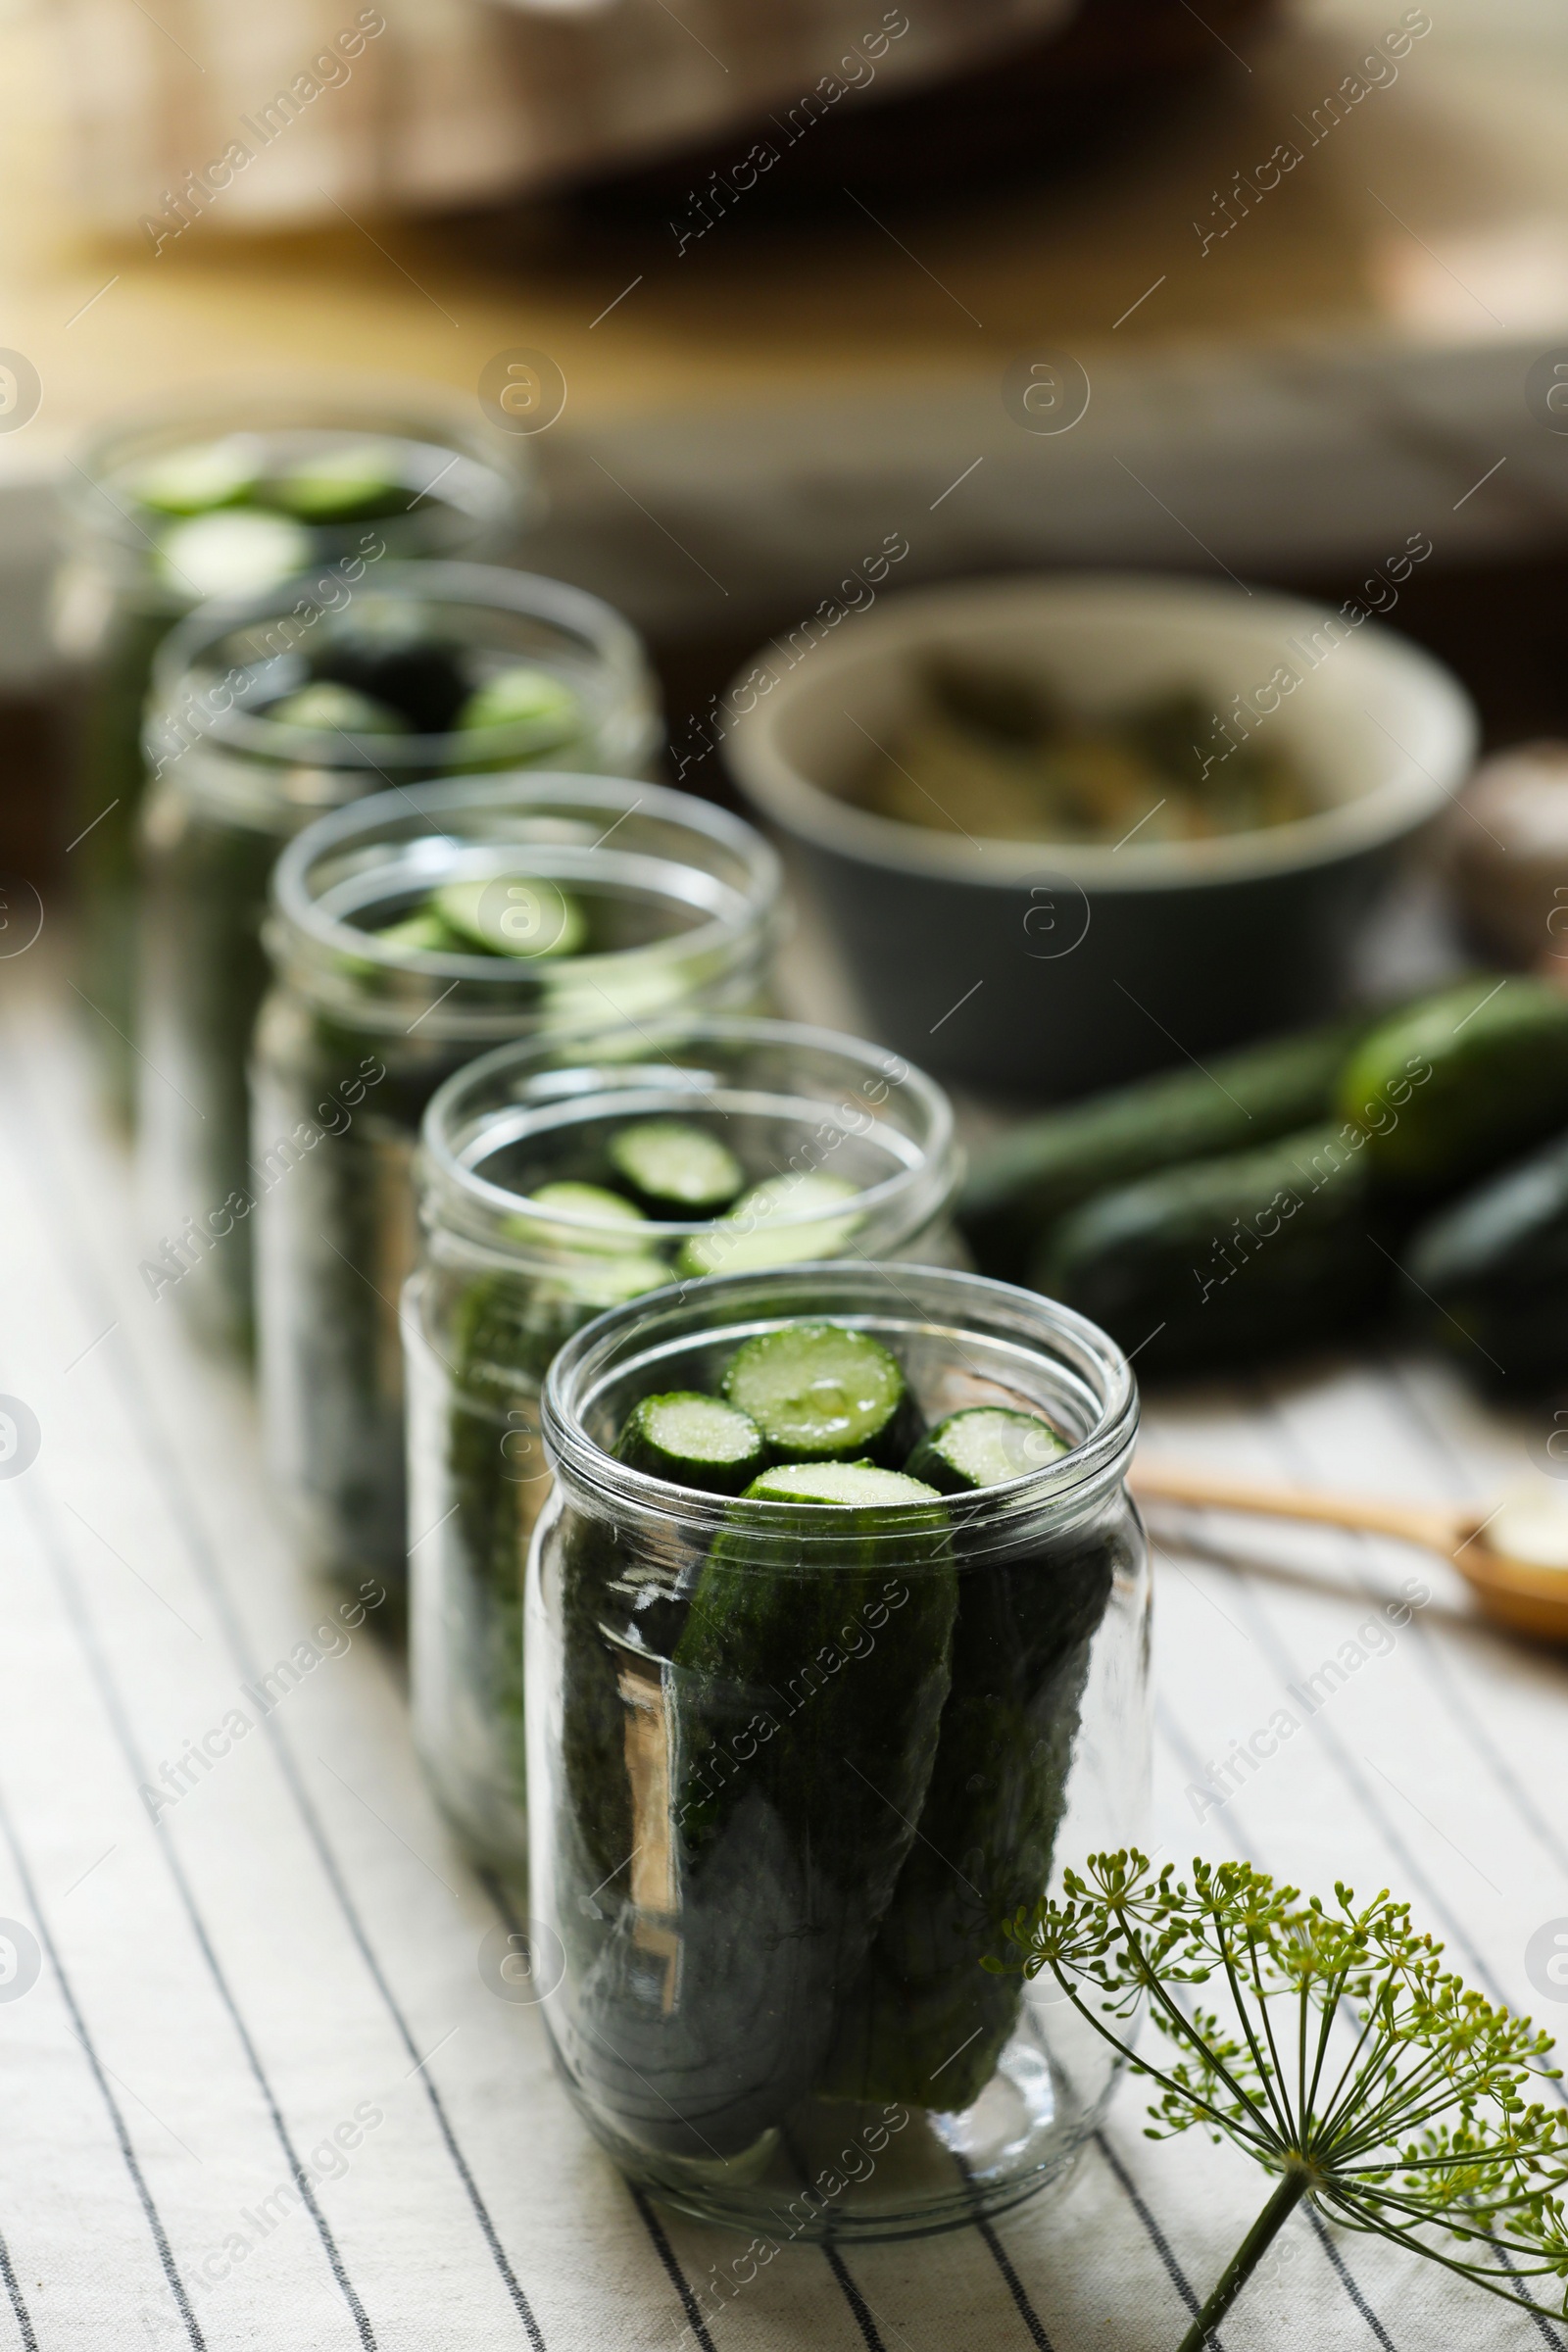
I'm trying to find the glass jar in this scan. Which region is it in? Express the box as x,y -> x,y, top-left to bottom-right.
252,777 -> 784,1607
529,1262 -> 1149,2240
55,376 -> 531,1123
136,563 -> 660,1356
405,1017 -> 965,1879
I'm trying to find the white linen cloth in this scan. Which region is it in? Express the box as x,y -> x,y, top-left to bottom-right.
0,953 -> 1563,2347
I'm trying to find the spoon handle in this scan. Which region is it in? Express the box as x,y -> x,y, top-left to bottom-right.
1131,1461 -> 1464,1555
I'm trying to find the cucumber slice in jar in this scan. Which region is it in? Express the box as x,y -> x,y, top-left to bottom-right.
157,511 -> 314,598
615,1393 -> 765,1493
744,1461 -> 939,1506
676,1170 -> 860,1278
455,665 -> 584,748
906,1407 -> 1067,1494
372,907 -> 466,955
132,437 -> 261,515
314,607 -> 468,732
608,1119 -> 745,1214
514,1180 -> 654,1256
267,440 -> 410,522
265,682 -> 411,735
720,1321 -> 913,1464
434,875 -> 587,961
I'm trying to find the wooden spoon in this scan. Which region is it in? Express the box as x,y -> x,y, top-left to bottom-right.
1131,1460 -> 1568,1644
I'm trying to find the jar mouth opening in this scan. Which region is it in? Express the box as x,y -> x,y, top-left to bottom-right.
146,562 -> 655,771
542,1263 -> 1139,1557
70,377 -> 526,562
418,1017 -> 956,1245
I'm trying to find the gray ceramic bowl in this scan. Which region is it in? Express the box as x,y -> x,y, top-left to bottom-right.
723,573 -> 1478,1098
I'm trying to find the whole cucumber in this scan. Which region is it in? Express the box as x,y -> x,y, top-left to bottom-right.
1403,1129 -> 1568,1390
958,1015 -> 1367,1282
1035,1124 -> 1387,1373
1337,974 -> 1568,1198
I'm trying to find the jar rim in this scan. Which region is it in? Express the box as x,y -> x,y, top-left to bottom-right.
67,371 -> 529,558
417,1014 -> 958,1248
144,561 -> 658,777
541,1262 -> 1139,1554
265,771 -> 784,1026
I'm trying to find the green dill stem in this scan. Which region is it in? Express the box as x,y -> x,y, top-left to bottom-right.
1176,2166 -> 1311,2352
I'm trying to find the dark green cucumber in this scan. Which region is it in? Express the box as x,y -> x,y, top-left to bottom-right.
1338,975 -> 1568,1198
455,664 -> 584,743
1403,1130 -> 1568,1390
615,1393 -> 767,1494
906,1407 -> 1066,1494
958,1013 -> 1370,1281
133,439 -> 259,514
608,1118 -> 745,1214
743,1462 -> 936,1505
269,441 -> 411,523
561,1485 -> 956,2156
825,1513 -> 1120,2111
519,1182 -> 653,1251
721,1323 -> 915,1464
1036,1123 -> 1387,1373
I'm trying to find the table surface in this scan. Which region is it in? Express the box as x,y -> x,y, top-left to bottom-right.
2,943 -> 1566,2351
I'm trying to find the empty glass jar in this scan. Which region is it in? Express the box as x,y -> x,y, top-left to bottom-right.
252,777 -> 783,1605
529,1262 -> 1150,2239
405,1017 -> 964,1878
55,377 -> 529,1121
136,563 -> 659,1354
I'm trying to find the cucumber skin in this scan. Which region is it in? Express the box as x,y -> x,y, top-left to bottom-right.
958,1016 -> 1365,1282
1338,976 -> 1568,1199
1403,1130 -> 1568,1390
824,1519 -> 1120,2110
1036,1124 -> 1389,1374
559,1500 -> 956,2158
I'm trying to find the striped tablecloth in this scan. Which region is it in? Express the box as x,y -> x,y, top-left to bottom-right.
2,958 -> 1565,2352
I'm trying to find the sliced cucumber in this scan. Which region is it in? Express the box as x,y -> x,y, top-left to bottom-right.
608,1119 -> 745,1214
266,681 -> 411,736
157,510 -> 313,598
615,1392 -> 766,1493
744,1461 -> 939,1506
372,907 -> 466,955
906,1407 -> 1066,1494
721,1322 -> 910,1464
435,875 -> 586,961
132,437 -> 260,515
456,665 -> 584,746
514,1181 -> 653,1255
676,1170 -> 860,1278
268,440 -> 410,523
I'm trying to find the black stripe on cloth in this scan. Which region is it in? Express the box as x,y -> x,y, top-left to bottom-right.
0,1060 -> 549,2352
947,2150 -> 1054,2349
0,2230 -> 37,2352
477,1870 -> 714,2352
20,1478 -> 377,2352
820,2245 -> 886,2352
0,1768 -> 206,2351
1091,2129 -> 1220,2345
1303,2212 -> 1399,2352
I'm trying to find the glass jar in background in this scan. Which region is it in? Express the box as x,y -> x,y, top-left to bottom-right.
252,777 -> 784,1609
55,377 -> 531,1123
137,563 -> 661,1356
529,1262 -> 1149,2239
405,1017 -> 965,1880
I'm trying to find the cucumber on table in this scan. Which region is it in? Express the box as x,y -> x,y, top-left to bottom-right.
1403,1130 -> 1568,1390
1037,1123 -> 1387,1373
957,1014 -> 1367,1281
1338,974 -> 1568,1198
